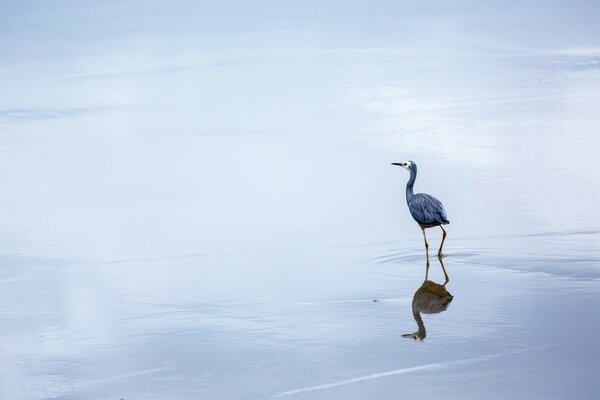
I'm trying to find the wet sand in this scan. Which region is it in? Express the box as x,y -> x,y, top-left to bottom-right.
2,231 -> 599,399
1,1 -> 600,399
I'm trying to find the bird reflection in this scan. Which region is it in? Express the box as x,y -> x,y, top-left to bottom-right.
403,255 -> 453,341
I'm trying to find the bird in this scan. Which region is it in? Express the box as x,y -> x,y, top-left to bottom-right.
391,161 -> 449,259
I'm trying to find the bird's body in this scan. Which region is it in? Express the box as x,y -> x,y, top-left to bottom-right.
408,193 -> 449,228
392,160 -> 449,258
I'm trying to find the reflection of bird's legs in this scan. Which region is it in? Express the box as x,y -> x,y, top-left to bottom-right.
438,254 -> 449,285
438,226 -> 447,257
421,227 -> 430,266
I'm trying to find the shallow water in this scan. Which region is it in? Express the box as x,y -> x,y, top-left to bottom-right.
1,1 -> 600,399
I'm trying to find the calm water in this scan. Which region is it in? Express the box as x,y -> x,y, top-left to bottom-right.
1,1 -> 600,399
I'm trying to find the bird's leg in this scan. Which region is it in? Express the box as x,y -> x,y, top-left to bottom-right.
438,226 -> 447,258
421,227 -> 430,267
438,253 -> 449,285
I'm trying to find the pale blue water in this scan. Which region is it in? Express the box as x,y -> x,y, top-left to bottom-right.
1,1 -> 600,399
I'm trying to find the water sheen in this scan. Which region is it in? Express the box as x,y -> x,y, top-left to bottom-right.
1,1 -> 599,399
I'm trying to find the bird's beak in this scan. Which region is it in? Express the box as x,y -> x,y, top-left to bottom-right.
392,162 -> 409,171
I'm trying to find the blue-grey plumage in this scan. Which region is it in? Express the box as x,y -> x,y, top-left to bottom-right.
408,193 -> 449,227
392,160 -> 449,258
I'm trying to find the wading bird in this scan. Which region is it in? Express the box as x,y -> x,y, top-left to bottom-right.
392,161 -> 449,259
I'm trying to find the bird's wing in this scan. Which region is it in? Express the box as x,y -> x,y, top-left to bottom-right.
410,193 -> 449,225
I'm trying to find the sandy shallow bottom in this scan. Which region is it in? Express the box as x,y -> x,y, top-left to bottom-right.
2,2 -> 600,398
2,230 -> 599,400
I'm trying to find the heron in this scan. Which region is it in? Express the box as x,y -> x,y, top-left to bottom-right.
391,161 -> 449,260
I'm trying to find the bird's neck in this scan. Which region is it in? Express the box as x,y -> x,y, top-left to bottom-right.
406,168 -> 416,203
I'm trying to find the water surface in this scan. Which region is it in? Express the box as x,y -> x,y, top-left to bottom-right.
1,1 -> 599,399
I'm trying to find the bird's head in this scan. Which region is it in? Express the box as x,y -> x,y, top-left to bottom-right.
391,160 -> 414,171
